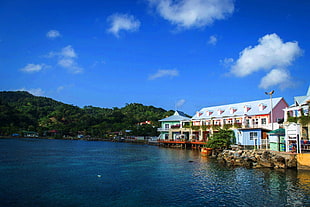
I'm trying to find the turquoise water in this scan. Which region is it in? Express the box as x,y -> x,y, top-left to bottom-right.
1,138 -> 310,207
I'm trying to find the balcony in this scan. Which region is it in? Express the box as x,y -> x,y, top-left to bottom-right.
157,128 -> 169,132
158,122 -> 278,132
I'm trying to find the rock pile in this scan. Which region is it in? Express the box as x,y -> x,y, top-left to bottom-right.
217,150 -> 297,169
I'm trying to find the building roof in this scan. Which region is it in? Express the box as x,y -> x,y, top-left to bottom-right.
268,128 -> 285,135
293,85 -> 310,106
192,97 -> 284,120
159,110 -> 191,122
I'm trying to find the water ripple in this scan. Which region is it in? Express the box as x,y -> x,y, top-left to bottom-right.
1,139 -> 310,207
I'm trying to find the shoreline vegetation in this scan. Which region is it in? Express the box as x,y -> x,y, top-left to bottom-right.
0,91 -> 175,138
0,135 -> 157,144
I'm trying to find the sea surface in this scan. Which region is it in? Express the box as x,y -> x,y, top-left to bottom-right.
0,138 -> 310,207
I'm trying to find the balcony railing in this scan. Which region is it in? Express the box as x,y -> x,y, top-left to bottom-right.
157,128 -> 169,132
158,122 -> 277,132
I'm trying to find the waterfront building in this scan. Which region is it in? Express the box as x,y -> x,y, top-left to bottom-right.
268,128 -> 286,152
283,85 -> 310,153
22,131 -> 39,137
158,97 -> 289,148
157,110 -> 191,141
190,97 -> 288,148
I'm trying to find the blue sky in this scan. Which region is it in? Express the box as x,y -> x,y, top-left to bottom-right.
0,0 -> 309,115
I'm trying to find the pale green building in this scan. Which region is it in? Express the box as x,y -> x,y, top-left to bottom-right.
157,111 -> 191,140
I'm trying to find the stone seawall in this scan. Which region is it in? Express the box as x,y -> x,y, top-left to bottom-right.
217,150 -> 297,169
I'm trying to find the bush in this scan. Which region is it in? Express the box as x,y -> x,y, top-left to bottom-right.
205,129 -> 235,149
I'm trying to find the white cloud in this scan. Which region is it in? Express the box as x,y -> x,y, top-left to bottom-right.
208,35 -> 217,45
60,45 -> 77,58
57,59 -> 82,74
47,45 -> 77,58
149,69 -> 179,80
48,45 -> 83,74
227,33 -> 302,90
18,88 -> 45,96
220,57 -> 234,67
58,58 -> 74,68
57,86 -> 65,92
147,0 -> 234,29
259,68 -> 294,90
20,63 -> 48,73
57,84 -> 74,92
91,60 -> 105,68
230,33 -> 302,77
46,30 -> 61,39
107,13 -> 141,37
176,99 -> 186,108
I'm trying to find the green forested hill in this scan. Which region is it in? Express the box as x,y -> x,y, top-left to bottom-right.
0,91 -> 174,138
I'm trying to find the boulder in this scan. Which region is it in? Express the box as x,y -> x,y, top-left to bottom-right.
258,160 -> 274,168
216,149 -> 297,169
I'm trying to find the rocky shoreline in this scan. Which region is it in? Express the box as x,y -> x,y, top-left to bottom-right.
216,150 -> 297,169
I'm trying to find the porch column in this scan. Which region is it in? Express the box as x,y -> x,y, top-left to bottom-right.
169,130 -> 172,140
283,108 -> 288,122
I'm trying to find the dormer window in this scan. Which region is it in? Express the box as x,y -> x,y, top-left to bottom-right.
217,109 -> 224,115
206,110 -> 213,116
244,105 -> 251,113
196,112 -> 203,117
258,103 -> 267,111
230,107 -> 237,114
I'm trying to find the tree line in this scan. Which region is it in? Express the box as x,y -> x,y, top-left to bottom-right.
0,91 -> 174,138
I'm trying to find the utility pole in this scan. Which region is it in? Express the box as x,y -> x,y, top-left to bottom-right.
265,90 -> 274,150
265,90 -> 275,130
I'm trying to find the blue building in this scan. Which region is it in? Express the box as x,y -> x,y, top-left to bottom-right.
234,128 -> 269,149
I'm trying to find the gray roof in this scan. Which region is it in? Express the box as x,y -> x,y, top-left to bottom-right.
192,97 -> 284,120
159,111 -> 191,122
293,85 -> 310,106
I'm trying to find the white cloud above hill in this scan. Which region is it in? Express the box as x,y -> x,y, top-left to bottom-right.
176,99 -> 186,108
17,88 -> 45,96
20,63 -> 49,73
48,45 -> 83,74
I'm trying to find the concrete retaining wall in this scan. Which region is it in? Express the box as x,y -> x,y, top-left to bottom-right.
297,153 -> 310,170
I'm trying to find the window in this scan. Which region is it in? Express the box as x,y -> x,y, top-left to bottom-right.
258,103 -> 267,111
261,118 -> 266,125
253,119 -> 258,125
164,134 -> 169,140
164,124 -> 170,129
245,119 -> 250,126
217,109 -> 224,115
250,132 -> 258,140
244,105 -> 251,113
230,107 -> 237,114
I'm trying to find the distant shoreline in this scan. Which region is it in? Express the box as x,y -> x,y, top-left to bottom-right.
0,136 -> 109,141
0,136 -> 156,145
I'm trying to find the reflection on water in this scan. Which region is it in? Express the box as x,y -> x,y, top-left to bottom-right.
0,138 -> 310,207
